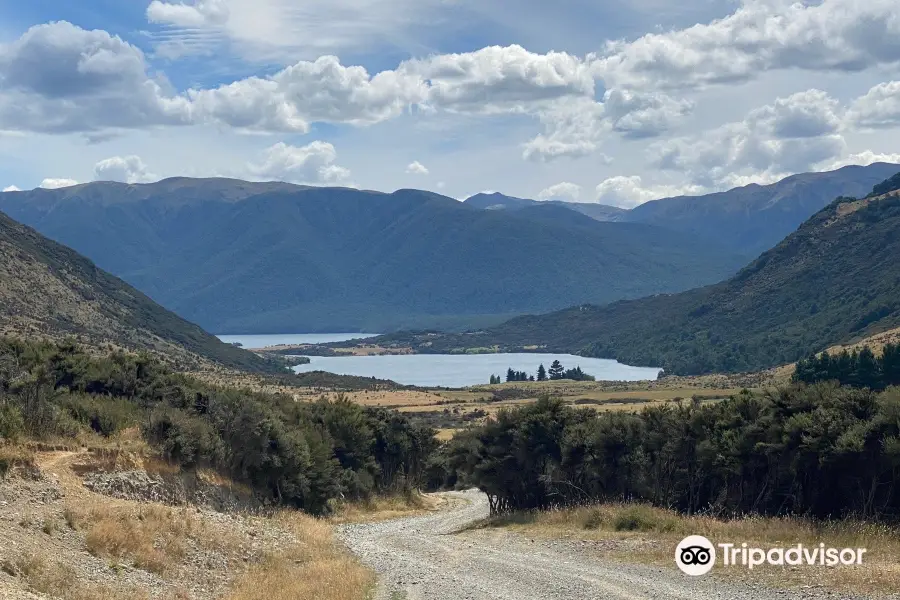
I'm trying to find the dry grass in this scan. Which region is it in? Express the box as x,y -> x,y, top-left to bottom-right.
486,503 -> 900,596
5,551 -> 151,600
329,491 -> 438,525
69,500 -> 229,575
226,511 -> 374,600
435,428 -> 458,441
0,444 -> 36,478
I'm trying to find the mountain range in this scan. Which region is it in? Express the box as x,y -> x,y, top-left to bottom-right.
1,163 -> 896,336
0,180 -> 747,334
0,207 -> 276,373
466,163 -> 900,256
377,170 -> 900,375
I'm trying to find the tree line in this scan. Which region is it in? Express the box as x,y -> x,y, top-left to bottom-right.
431,385 -> 900,521
794,343 -> 900,390
489,360 -> 596,384
0,337 -> 436,514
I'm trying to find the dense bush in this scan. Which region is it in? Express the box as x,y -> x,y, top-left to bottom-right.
0,337 -> 437,514
794,344 -> 900,390
441,387 -> 900,521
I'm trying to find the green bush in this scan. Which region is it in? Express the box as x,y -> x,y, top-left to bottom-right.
0,337 -> 437,515
0,403 -> 24,441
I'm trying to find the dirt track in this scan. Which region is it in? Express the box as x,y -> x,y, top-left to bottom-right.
338,490 -> 873,600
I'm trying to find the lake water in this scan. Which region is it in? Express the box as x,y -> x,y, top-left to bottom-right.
216,333 -> 379,348
291,352 -> 661,387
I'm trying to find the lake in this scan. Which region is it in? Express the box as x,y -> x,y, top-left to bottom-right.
291,352 -> 661,387
216,333 -> 379,348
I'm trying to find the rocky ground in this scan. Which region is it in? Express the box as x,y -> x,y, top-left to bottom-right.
0,448 -> 353,600
339,490 -> 889,600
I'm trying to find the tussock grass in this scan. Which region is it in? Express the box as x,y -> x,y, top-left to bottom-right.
71,501 -> 228,575
7,551 -> 150,600
0,444 -> 35,478
226,511 -> 373,600
485,502 -> 900,596
329,490 -> 435,524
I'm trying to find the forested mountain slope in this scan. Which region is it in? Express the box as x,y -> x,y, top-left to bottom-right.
374,172 -> 900,375
0,182 -> 745,333
467,164 -> 900,256
0,208 -> 276,372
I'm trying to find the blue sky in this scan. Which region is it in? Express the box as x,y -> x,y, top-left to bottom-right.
1,0 -> 899,205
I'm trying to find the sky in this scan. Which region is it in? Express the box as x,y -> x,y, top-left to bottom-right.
0,0 -> 899,206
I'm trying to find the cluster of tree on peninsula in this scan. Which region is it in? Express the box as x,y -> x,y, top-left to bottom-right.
488,360 -> 596,384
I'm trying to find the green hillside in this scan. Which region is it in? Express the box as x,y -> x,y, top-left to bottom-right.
0,209 -> 277,373
369,172 -> 900,375
0,181 -> 746,334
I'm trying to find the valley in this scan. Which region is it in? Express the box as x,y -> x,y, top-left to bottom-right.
6,1 -> 900,598
3,166 -> 900,600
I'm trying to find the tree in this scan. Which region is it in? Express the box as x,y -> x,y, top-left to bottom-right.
537,364 -> 547,381
548,360 -> 564,380
506,368 -> 515,383
883,343 -> 900,387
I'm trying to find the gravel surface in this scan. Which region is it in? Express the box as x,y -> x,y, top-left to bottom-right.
338,490 -> 871,600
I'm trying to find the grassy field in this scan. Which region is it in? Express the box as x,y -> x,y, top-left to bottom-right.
381,371 -> 779,437
198,357 -> 783,441
477,503 -> 900,597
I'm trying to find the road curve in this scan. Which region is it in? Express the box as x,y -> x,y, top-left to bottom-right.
337,490 -> 844,600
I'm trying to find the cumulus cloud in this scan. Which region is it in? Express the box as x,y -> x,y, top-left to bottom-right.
522,98 -> 607,162
39,178 -> 79,189
0,22 -> 190,134
846,81 -> 900,129
93,155 -> 158,183
602,89 -> 693,139
820,150 -> 900,171
747,89 -> 843,138
592,0 -> 900,91
248,141 -> 351,184
404,45 -> 595,115
3,185 -> 20,192
538,182 -> 582,201
405,161 -> 429,175
188,55 -> 427,133
595,176 -> 701,208
650,89 -> 848,189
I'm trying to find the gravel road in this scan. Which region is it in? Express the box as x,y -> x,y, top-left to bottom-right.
338,489 -> 868,600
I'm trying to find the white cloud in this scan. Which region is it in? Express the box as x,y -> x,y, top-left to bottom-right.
248,141 -> 351,184
405,161 -> 429,175
404,45 -> 595,115
538,182 -> 581,201
522,98 -> 607,162
0,22 -> 190,134
595,176 -> 701,208
846,81 -> 900,129
602,89 -> 693,139
650,89 -> 848,189
2,185 -> 20,192
187,55 -> 428,133
820,150 -> 900,171
145,0 -> 445,62
592,0 -> 900,91
39,178 -> 79,189
147,0 -> 229,27
93,155 -> 158,183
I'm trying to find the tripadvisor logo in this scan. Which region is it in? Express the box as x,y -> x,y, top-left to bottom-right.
675,535 -> 867,576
